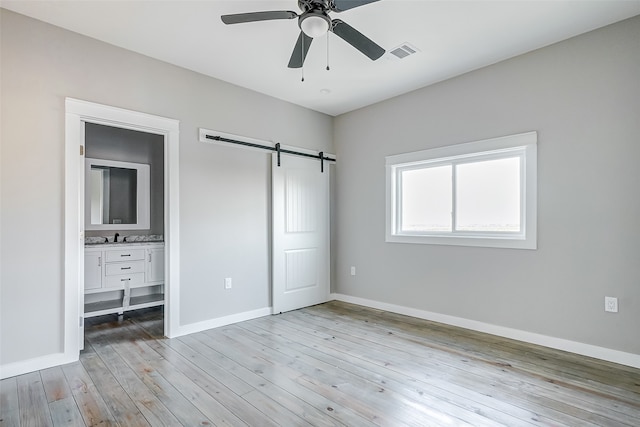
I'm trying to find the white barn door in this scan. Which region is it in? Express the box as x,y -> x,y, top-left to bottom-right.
272,153 -> 330,314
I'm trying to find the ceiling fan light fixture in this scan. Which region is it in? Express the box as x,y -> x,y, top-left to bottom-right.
300,13 -> 330,38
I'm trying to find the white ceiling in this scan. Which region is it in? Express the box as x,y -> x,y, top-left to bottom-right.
3,0 -> 640,116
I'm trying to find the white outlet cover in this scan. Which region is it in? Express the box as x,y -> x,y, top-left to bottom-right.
225,278 -> 232,289
605,296 -> 618,313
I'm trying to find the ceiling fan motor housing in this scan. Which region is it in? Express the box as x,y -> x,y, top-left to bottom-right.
298,0 -> 330,13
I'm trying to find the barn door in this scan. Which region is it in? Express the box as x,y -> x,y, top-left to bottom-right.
272,153 -> 330,314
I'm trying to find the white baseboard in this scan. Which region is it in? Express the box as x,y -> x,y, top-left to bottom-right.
2,306 -> 271,379
169,306 -> 272,338
1,352 -> 78,380
331,293 -> 640,369
5,299 -> 637,379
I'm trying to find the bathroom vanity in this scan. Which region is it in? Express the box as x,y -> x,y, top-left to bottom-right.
83,153 -> 165,318
84,241 -> 164,317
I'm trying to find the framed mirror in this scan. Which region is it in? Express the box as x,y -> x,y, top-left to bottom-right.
85,158 -> 150,230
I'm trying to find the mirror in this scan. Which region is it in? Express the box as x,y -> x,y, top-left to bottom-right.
85,158 -> 150,230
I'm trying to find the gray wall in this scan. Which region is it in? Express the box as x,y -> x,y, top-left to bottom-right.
0,9 -> 333,365
2,7 -> 638,370
85,122 -> 165,236
333,15 -> 640,354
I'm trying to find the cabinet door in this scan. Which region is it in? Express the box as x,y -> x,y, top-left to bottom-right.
146,247 -> 165,283
84,251 -> 103,290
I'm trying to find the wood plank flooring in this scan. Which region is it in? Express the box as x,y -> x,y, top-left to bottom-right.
2,301 -> 639,426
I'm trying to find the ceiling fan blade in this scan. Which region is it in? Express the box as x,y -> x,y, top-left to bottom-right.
288,31 -> 313,68
331,0 -> 380,13
331,19 -> 385,60
221,11 -> 297,25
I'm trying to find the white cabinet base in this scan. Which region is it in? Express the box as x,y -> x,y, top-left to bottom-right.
84,243 -> 164,317
84,297 -> 164,318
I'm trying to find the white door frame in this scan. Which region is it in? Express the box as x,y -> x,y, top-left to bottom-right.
65,98 -> 180,359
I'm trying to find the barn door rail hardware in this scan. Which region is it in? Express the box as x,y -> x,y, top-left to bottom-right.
199,128 -> 335,173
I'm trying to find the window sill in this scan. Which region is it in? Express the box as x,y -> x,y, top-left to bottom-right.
386,233 -> 537,250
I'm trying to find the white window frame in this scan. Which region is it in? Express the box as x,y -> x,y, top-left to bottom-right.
386,132 -> 537,249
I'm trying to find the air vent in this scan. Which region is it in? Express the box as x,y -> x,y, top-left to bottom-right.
389,43 -> 419,60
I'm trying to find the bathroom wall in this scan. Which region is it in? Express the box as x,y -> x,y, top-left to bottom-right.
84,122 -> 165,236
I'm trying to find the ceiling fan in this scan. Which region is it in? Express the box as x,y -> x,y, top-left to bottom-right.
221,0 -> 385,68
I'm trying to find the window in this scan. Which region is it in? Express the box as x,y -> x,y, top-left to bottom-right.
386,132 -> 537,249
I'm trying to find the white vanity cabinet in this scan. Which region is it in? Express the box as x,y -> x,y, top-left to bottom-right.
84,243 -> 164,317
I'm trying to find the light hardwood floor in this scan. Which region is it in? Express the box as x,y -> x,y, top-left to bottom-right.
1,301 -> 639,426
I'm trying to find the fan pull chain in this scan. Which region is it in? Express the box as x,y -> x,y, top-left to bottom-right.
301,34 -> 305,82
326,32 -> 330,71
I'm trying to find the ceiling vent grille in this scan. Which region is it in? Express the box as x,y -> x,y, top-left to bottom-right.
389,43 -> 419,60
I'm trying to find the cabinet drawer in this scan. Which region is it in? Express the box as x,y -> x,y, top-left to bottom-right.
104,273 -> 145,289
105,248 -> 145,262
105,260 -> 145,276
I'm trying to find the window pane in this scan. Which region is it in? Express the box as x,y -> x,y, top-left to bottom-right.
400,165 -> 452,232
456,157 -> 520,232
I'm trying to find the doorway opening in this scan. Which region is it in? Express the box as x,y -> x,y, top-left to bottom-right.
65,98 -> 180,361
82,123 -> 165,341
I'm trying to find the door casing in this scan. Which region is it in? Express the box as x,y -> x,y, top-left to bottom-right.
65,98 -> 180,359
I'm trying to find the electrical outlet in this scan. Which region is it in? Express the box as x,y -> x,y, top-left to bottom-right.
350,266 -> 356,276
224,277 -> 232,290
604,296 -> 618,313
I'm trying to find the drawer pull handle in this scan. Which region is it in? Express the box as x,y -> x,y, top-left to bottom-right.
121,254 -> 131,257
121,278 -> 131,281
121,267 -> 131,270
